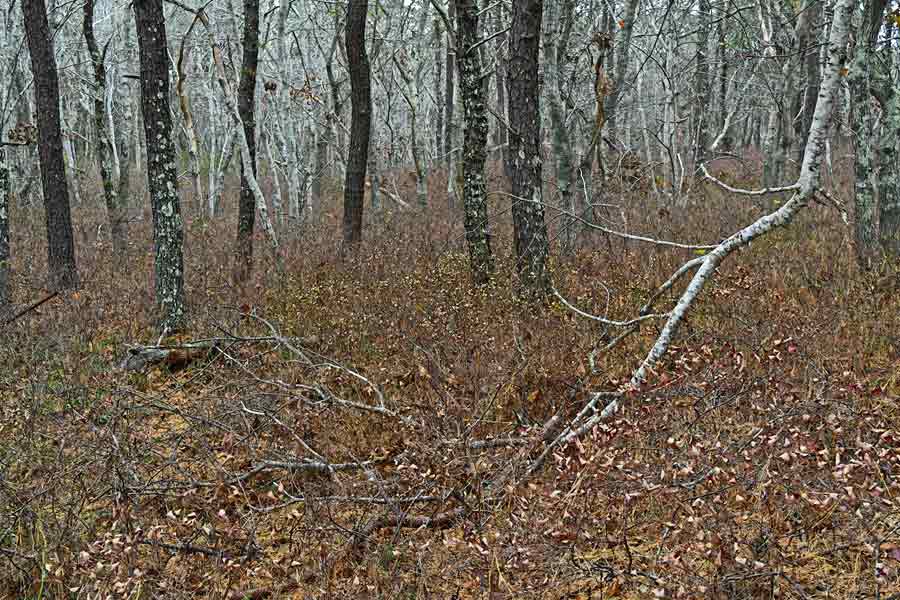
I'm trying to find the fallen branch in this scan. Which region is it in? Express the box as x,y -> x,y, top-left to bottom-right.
352,506 -> 468,549
2,290 -> 60,327
119,340 -> 219,371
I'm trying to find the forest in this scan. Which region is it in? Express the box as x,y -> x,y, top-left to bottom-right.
0,0 -> 899,596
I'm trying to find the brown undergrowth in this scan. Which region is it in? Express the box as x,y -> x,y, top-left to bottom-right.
0,164 -> 899,599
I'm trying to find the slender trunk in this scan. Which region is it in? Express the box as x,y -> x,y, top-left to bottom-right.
507,0 -> 550,297
492,3 -> 508,156
392,18 -> 428,209
312,119 -> 328,214
208,127 -> 235,217
115,99 -> 133,205
793,0 -> 822,165
444,0 -> 456,166
343,0 -> 371,245
0,148 -> 9,310
83,0 -> 126,253
134,0 -> 186,332
235,0 -> 259,283
716,14 -> 729,150
433,14 -> 444,160
545,0 -> 576,252
273,0 -> 299,226
368,120 -> 380,210
174,42 -> 204,218
850,0 -> 890,267
61,111 -> 82,207
693,0 -> 711,165
199,9 -> 279,258
604,0 -> 640,142
456,0 -> 494,284
23,0 -> 79,290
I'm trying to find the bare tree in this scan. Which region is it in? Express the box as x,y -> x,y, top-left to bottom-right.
134,0 -> 186,333
343,0 -> 371,245
23,0 -> 78,291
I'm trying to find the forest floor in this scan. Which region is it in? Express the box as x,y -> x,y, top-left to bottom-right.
1,168 -> 900,599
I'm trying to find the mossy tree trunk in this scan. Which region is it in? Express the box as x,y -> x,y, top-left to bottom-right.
134,0 -> 186,333
456,0 -> 494,284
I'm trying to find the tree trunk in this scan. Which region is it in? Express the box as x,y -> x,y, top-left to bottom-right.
0,148 -> 9,311
174,42 -> 204,219
850,0 -> 890,267
506,0 -> 550,298
491,3 -> 508,156
444,0 -> 456,167
693,0 -> 711,165
546,0 -> 576,253
312,119 -> 328,214
84,0 -> 126,254
604,0 -> 640,143
343,0 -> 371,245
23,0 -> 79,291
792,0 -> 822,166
456,0 -> 494,284
134,0 -> 186,333
433,13 -> 444,160
235,0 -> 259,283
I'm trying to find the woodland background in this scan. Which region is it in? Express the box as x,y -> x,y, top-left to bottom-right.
0,0 -> 899,597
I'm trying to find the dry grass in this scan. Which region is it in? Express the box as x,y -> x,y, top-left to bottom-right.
0,158 -> 898,599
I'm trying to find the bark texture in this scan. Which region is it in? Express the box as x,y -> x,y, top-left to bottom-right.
506,0 -> 550,297
23,0 -> 79,290
134,0 -> 186,333
456,0 -> 493,284
343,0 -> 371,245
235,0 -> 259,282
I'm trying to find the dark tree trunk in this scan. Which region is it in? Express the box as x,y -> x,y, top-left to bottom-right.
84,0 -> 126,254
134,0 -> 186,333
0,149 -> 9,310
505,0 -> 550,298
235,0 -> 259,283
343,0 -> 371,245
23,0 -> 78,291
456,0 -> 493,285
